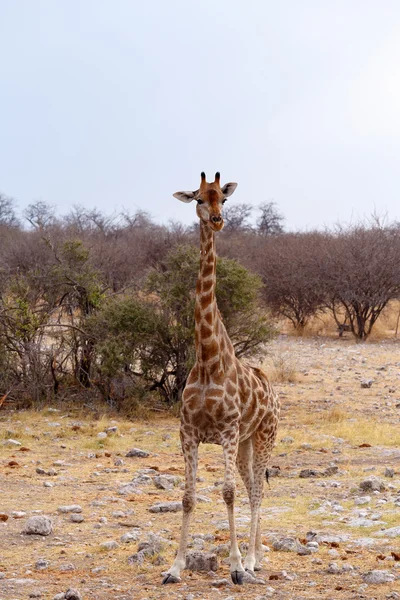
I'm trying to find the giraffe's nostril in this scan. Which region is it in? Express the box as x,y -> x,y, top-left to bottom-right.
211,215 -> 222,223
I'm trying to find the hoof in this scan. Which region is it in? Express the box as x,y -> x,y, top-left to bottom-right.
254,565 -> 262,572
231,570 -> 244,585
162,574 -> 181,584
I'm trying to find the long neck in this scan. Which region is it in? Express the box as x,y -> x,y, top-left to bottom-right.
194,221 -> 222,367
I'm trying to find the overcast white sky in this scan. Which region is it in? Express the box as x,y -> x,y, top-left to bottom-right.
1,0 -> 400,230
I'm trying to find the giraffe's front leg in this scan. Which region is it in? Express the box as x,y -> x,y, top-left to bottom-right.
162,439 -> 198,584
222,441 -> 245,585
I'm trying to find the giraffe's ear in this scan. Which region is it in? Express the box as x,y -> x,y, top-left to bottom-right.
221,182 -> 238,198
173,191 -> 197,203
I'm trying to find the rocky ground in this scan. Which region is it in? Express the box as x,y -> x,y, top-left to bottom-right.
1,335 -> 400,600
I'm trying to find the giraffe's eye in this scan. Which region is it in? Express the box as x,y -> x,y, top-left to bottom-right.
197,199 -> 204,205
222,199 -> 227,204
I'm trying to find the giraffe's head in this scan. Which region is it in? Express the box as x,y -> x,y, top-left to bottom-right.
173,172 -> 237,232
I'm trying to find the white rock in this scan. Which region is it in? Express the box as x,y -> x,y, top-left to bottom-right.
375,526 -> 400,538
100,540 -> 119,550
3,438 -> 21,447
362,569 -> 395,584
57,505 -> 82,514
354,496 -> 371,505
23,516 -> 53,536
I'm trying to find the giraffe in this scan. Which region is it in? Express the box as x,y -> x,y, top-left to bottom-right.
163,172 -> 280,586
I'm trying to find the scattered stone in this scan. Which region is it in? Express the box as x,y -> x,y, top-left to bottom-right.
91,566 -> 105,574
118,483 -> 143,495
149,502 -> 182,513
138,536 -> 162,556
121,531 -> 141,543
70,514 -> 84,523
359,476 -> 385,492
23,516 -> 53,536
385,467 -> 395,478
100,540 -> 119,551
11,510 -> 26,518
105,426 -> 118,433
361,379 -> 373,388
59,564 -> 75,572
306,541 -> 319,552
114,458 -> 124,466
327,562 -> 341,574
97,432 -> 107,439
348,518 -> 382,527
29,592 -> 42,598
36,467 -> 57,476
210,543 -> 230,556
281,436 -> 295,444
376,526 -> 400,538
127,535 -> 164,565
35,559 -> 50,570
211,578 -> 230,587
0,513 -> 9,521
3,438 -> 21,447
154,474 -> 179,490
126,448 -> 150,458
362,570 -> 395,584
354,496 -> 371,505
322,466 -> 339,477
185,551 -> 218,572
197,494 -> 211,503
132,474 -> 153,485
57,505 -> 82,514
53,594 -> 66,600
128,552 -> 145,565
65,589 -> 82,600
299,469 -> 319,478
272,536 -> 311,555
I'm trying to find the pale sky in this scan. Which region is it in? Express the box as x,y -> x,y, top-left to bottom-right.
1,0 -> 400,230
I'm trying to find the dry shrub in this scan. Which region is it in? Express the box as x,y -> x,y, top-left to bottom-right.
270,355 -> 297,383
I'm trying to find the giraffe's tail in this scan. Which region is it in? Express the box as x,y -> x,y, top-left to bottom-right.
265,469 -> 270,486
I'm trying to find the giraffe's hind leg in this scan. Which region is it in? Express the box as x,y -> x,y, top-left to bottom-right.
222,437 -> 245,585
236,439 -> 259,574
244,423 -> 276,574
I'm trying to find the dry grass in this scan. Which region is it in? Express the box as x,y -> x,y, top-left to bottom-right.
322,419 -> 400,447
268,354 -> 298,383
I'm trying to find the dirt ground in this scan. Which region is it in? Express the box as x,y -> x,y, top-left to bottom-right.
1,335 -> 400,600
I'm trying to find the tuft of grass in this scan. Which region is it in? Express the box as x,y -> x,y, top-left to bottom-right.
324,407 -> 348,423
